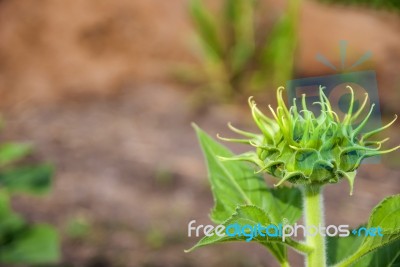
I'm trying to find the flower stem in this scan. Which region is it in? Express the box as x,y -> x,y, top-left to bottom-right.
303,185 -> 326,267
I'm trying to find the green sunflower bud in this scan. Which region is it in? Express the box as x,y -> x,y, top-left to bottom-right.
218,86 -> 399,195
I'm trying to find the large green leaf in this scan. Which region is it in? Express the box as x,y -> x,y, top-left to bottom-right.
270,186 -> 302,224
192,125 -> 303,264
0,143 -> 32,166
332,194 -> 400,267
0,224 -> 60,264
328,236 -> 400,267
193,124 -> 301,224
353,240 -> 400,267
0,164 -> 54,194
327,227 -> 363,265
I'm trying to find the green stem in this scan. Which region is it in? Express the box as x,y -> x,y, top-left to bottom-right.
280,260 -> 291,267
285,238 -> 314,254
304,185 -> 326,267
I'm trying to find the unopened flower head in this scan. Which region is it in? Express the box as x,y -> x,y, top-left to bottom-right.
218,86 -> 399,194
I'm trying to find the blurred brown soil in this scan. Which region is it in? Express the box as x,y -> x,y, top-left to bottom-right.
0,0 -> 399,267
0,0 -> 192,106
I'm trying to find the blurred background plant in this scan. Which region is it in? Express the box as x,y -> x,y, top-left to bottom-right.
0,122 -> 59,265
180,0 -> 300,103
319,0 -> 400,11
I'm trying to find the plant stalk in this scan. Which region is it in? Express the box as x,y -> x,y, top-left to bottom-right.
303,185 -> 326,267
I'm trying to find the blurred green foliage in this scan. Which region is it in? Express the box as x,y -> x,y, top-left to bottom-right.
319,0 -> 400,11
0,132 -> 59,264
187,0 -> 300,101
146,227 -> 165,249
66,215 -> 91,239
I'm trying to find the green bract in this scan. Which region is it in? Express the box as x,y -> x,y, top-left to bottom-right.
218,86 -> 399,194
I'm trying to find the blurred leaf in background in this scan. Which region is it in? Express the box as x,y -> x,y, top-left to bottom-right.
185,0 -> 300,102
0,134 -> 59,264
319,0 -> 400,11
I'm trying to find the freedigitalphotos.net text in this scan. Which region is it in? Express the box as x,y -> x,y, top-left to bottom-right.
187,220 -> 383,242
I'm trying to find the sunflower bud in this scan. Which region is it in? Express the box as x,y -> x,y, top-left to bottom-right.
218,86 -> 399,194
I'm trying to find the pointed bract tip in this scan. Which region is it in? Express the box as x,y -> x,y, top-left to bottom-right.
248,96 -> 255,106
191,122 -> 199,130
184,248 -> 194,253
346,85 -> 354,93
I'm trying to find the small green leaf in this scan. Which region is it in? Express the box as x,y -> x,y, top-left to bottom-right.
186,205 -> 274,251
0,224 -> 60,264
186,205 -> 289,264
0,164 -> 54,194
0,143 -> 32,166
